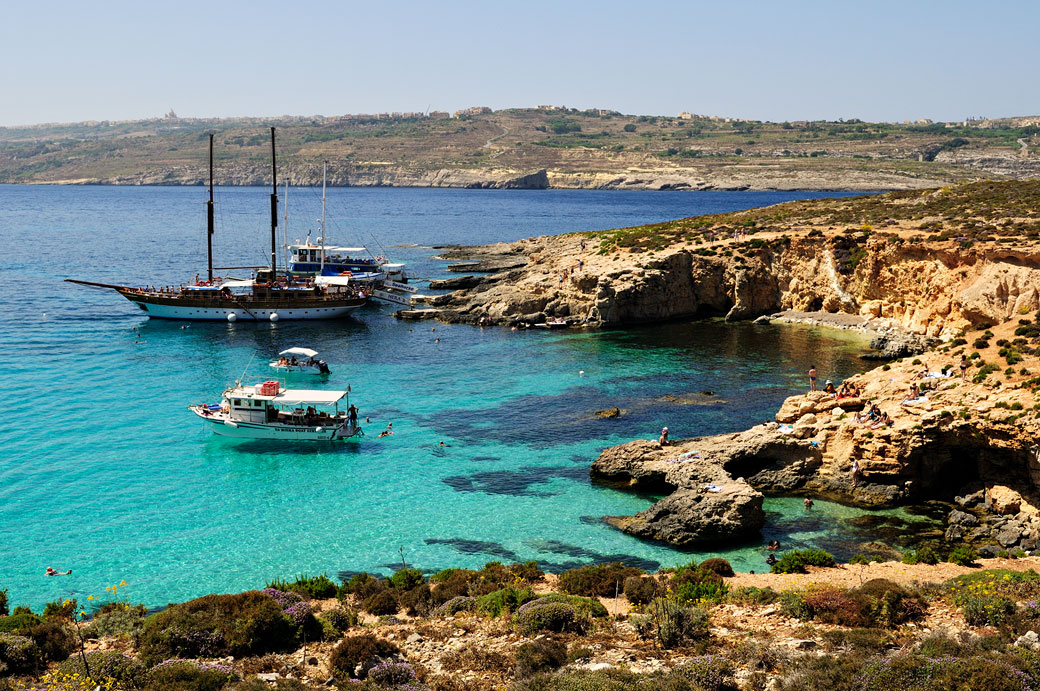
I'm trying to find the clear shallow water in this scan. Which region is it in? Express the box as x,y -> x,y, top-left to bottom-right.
0,184 -> 914,610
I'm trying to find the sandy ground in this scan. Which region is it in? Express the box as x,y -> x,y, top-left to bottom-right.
728,556 -> 1040,590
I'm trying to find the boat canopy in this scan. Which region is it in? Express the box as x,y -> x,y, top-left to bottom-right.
227,386 -> 347,405
221,279 -> 255,288
381,264 -> 405,270
315,275 -> 353,287
290,243 -> 367,254
279,347 -> 318,358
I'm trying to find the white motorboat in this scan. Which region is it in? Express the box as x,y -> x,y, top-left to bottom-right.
269,347 -> 331,375
190,380 -> 361,441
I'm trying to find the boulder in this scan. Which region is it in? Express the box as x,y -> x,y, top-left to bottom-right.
997,526 -> 1023,547
947,510 -> 979,527
605,482 -> 765,547
1016,631 -> 1040,652
988,486 -> 1023,515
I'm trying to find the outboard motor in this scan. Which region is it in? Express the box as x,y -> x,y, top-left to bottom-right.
318,360 -> 330,375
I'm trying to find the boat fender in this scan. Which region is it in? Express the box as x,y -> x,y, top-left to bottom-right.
315,426 -> 323,432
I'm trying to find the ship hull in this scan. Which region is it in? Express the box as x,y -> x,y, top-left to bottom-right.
118,290 -> 365,321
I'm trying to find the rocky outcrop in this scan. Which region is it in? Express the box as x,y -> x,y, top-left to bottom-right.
592,440 -> 765,546
592,353 -> 1040,548
408,231 -> 1040,338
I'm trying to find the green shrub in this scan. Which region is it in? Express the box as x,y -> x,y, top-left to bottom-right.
514,638 -> 567,678
0,633 -> 41,675
475,586 -> 535,618
557,562 -> 644,597
859,653 -> 1031,691
903,546 -> 940,565
267,573 -> 338,600
0,589 -> 7,617
771,549 -> 836,574
42,598 -> 77,621
388,568 -> 425,591
962,595 -> 1016,626
779,591 -> 812,620
23,619 -> 75,664
328,634 -> 401,680
698,558 -> 735,577
399,584 -> 432,617
435,596 -> 475,616
362,589 -> 399,616
0,612 -> 41,633
529,593 -> 608,622
630,598 -> 709,649
623,576 -> 661,605
57,650 -> 148,688
512,601 -> 577,635
429,569 -> 474,604
338,573 -> 387,602
849,554 -> 885,565
672,655 -> 737,689
317,606 -> 358,635
82,604 -> 148,640
728,586 -> 780,606
147,660 -> 238,691
821,628 -> 893,653
948,545 -> 979,566
670,565 -> 728,605
139,591 -> 297,664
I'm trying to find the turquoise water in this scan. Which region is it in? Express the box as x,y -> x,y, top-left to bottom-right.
0,185 -> 912,611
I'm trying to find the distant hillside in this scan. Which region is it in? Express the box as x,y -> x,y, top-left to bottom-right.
1,108 -> 1039,191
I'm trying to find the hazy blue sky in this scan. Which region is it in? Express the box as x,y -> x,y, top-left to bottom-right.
2,0 -> 1036,126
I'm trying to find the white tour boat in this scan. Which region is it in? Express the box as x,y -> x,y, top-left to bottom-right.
190,380 -> 361,441
269,347 -> 331,375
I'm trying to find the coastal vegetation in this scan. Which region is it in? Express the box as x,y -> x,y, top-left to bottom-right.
10,557 -> 1040,689
1,109 -> 1037,189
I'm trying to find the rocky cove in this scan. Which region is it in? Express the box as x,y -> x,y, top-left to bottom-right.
403,181 -> 1040,558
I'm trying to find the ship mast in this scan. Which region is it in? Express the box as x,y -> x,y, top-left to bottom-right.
269,127 -> 278,272
206,134 -> 214,282
320,160 -> 327,274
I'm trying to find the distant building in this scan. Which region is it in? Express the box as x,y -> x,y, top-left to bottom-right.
677,112 -> 696,120
537,105 -> 564,111
428,111 -> 450,119
454,106 -> 492,117
915,118 -> 934,125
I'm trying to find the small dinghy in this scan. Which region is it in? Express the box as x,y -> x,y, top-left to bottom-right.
269,347 -> 331,375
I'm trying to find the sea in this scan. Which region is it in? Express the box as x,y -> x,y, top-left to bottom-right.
0,184 -> 932,611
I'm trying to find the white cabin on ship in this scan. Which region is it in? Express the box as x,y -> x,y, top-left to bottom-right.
190,381 -> 361,441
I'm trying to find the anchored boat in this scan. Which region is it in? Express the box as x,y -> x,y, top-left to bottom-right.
190,380 -> 361,441
66,129 -> 368,322
270,347 -> 331,375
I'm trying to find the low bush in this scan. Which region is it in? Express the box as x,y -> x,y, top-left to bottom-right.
903,546 -> 940,565
362,590 -> 399,616
631,598 -> 710,649
512,600 -> 577,635
529,593 -> 607,622
962,594 -> 1016,626
317,606 -> 358,636
42,598 -> 77,621
429,569 -> 474,604
148,660 -> 238,691
771,549 -> 836,574
267,573 -> 338,600
948,545 -> 980,566
788,580 -> 926,629
859,653 -> 1033,691
727,586 -> 780,606
435,596 -> 475,616
0,612 -> 41,633
475,586 -> 535,618
57,650 -> 148,688
0,633 -> 40,675
698,558 -> 735,577
670,563 -> 728,604
388,568 -> 425,592
82,604 -> 148,640
0,589 -> 7,617
23,619 -> 76,665
328,634 -> 401,680
623,576 -> 661,605
399,584 -> 433,617
820,627 -> 893,653
557,562 -> 644,597
514,638 -> 567,678
338,573 -> 387,602
138,591 -> 298,663
368,661 -> 419,687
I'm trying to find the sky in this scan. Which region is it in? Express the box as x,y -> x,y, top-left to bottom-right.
1,0 -> 1037,127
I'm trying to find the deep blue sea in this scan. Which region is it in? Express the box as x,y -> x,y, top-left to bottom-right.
0,184 -> 918,611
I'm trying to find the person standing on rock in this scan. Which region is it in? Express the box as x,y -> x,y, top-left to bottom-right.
658,427 -> 669,446
808,365 -> 818,392
960,354 -> 969,381
851,459 -> 860,488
